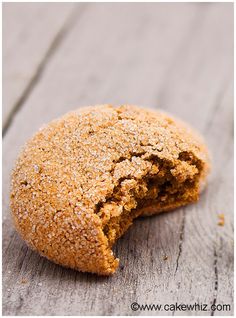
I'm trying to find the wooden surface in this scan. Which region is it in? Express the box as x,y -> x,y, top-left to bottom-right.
2,3 -> 233,316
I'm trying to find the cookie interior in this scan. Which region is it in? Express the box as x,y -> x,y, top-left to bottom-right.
96,151 -> 203,248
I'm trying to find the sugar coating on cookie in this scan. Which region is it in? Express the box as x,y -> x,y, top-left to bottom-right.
10,105 -> 210,275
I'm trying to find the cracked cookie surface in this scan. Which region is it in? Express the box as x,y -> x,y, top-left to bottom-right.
10,104 -> 210,275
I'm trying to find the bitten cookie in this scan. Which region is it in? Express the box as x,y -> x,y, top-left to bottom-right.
10,105 -> 210,275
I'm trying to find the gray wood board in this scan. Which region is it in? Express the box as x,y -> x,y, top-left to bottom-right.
2,2 -> 77,130
2,3 -> 233,316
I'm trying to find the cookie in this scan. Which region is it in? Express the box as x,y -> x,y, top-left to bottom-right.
10,105 -> 210,275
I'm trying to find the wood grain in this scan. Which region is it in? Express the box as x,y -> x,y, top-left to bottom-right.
2,2 -> 77,131
3,3 -> 233,316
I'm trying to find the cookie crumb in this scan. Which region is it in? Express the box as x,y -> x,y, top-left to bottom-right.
21,279 -> 27,284
218,213 -> 225,226
163,255 -> 168,261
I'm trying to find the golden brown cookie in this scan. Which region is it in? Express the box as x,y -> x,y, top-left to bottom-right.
10,105 -> 210,275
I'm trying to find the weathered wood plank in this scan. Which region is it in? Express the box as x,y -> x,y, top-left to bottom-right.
3,3 -> 233,316
2,2 -> 77,130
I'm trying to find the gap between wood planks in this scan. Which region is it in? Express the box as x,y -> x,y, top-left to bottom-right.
175,81 -> 232,315
206,81 -> 233,317
2,4 -> 87,137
